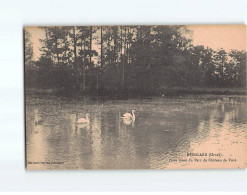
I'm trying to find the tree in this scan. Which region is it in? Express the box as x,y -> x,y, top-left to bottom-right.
28,25 -> 245,94
24,29 -> 35,87
214,49 -> 228,87
229,50 -> 246,87
24,30 -> 34,66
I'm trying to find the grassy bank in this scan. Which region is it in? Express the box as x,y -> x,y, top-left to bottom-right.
25,87 -> 246,98
159,87 -> 246,96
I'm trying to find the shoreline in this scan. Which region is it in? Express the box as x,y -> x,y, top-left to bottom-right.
25,87 -> 246,99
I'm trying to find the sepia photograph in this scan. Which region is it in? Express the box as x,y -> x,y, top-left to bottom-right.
24,25 -> 247,170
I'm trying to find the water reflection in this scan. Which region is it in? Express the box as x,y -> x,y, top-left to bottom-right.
26,95 -> 247,169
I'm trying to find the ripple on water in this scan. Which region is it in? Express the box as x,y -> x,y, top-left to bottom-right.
25,95 -> 247,169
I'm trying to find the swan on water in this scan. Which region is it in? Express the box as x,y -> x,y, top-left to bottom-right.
121,110 -> 136,126
121,110 -> 136,120
77,113 -> 90,124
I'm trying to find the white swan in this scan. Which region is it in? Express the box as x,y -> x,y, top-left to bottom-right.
121,110 -> 136,121
77,113 -> 90,124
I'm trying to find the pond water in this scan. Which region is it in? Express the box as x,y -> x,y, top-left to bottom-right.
25,94 -> 247,169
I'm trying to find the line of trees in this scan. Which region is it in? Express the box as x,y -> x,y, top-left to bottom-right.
25,26 -> 246,95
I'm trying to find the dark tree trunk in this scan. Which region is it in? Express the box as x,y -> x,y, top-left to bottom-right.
73,26 -> 77,67
55,29 -> 59,64
121,27 -> 126,88
100,27 -> 104,90
72,26 -> 79,89
82,31 -> 86,91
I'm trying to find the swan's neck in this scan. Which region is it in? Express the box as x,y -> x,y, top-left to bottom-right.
86,115 -> 89,122
132,111 -> 135,119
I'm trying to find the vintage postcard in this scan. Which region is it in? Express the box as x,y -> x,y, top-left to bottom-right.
24,25 -> 247,170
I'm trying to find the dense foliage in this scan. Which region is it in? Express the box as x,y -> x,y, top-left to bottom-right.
25,26 -> 246,95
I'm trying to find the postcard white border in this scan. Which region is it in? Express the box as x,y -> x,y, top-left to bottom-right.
0,0 -> 247,192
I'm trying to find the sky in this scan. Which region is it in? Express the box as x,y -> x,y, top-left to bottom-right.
187,25 -> 246,51
26,25 -> 246,60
